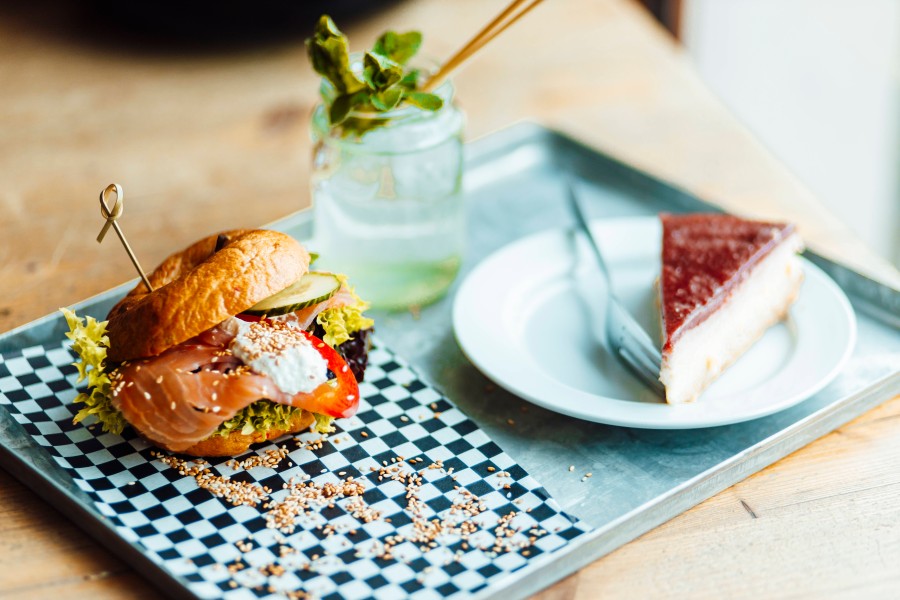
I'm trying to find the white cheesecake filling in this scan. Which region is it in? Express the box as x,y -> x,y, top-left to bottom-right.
660,233 -> 804,404
226,319 -> 328,395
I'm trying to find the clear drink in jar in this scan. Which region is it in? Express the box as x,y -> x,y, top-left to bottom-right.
310,76 -> 465,309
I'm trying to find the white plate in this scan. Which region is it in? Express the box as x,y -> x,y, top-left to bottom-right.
453,217 -> 857,429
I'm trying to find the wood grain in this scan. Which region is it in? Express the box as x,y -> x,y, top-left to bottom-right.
534,395 -> 900,600
0,0 -> 897,598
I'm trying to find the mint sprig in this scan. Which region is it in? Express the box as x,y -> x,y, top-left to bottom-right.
306,15 -> 444,133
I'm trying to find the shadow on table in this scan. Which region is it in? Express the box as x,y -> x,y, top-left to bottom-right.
0,0 -> 404,56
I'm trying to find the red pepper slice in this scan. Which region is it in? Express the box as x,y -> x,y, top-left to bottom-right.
293,330 -> 360,419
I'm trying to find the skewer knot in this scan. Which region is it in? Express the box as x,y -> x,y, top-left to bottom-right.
97,183 -> 125,243
94,182 -> 154,292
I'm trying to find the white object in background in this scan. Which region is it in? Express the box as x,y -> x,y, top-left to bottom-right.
681,0 -> 900,266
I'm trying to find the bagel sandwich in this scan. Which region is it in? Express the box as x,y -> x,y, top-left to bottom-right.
63,229 -> 373,457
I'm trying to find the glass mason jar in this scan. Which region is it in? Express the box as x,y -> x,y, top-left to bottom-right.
310,73 -> 465,310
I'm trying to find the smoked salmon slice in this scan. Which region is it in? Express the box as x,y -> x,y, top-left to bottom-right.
110,323 -> 358,453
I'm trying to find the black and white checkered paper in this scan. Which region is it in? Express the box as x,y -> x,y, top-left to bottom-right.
0,339 -> 587,599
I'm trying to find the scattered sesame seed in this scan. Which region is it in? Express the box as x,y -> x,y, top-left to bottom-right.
151,440 -> 551,590
152,452 -> 268,507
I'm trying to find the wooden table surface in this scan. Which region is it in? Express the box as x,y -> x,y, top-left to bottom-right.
1,0 -> 898,598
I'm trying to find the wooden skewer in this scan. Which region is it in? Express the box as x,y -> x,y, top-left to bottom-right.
458,0 -> 546,61
96,183 -> 155,293
422,0 -> 546,92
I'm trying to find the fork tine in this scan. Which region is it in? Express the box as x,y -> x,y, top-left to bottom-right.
566,180 -> 613,285
608,303 -> 662,369
567,179 -> 665,398
604,279 -> 664,396
618,347 -> 666,395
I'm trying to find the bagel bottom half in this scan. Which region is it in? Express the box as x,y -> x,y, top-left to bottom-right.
158,407 -> 316,457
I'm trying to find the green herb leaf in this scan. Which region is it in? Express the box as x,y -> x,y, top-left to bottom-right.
404,91 -> 443,111
371,87 -> 403,111
307,16 -> 441,137
329,93 -> 353,125
329,91 -> 371,125
398,69 -> 420,90
373,30 -> 423,65
363,52 -> 403,91
306,15 -> 365,95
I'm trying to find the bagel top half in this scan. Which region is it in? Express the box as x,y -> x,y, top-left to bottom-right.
105,229 -> 309,362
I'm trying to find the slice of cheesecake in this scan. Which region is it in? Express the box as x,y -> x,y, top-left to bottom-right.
659,213 -> 804,404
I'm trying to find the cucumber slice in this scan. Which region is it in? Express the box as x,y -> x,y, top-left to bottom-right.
245,272 -> 340,316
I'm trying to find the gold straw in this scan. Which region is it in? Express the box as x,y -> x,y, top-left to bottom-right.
421,0 -> 546,92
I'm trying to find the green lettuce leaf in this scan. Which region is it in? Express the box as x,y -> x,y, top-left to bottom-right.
213,401 -> 309,438
316,275 -> 375,347
61,307 -> 127,434
314,413 -> 335,433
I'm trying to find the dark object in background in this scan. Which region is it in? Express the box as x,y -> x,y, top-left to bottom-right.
638,0 -> 681,38
90,0 -> 401,47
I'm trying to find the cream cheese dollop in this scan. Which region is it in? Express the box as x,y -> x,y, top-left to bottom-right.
224,318 -> 328,395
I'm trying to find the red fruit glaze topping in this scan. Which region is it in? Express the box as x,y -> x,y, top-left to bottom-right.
660,213 -> 794,351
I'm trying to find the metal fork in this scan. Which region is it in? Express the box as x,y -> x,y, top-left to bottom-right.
566,182 -> 666,397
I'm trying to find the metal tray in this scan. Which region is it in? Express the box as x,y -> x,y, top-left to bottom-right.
1,122 -> 898,599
